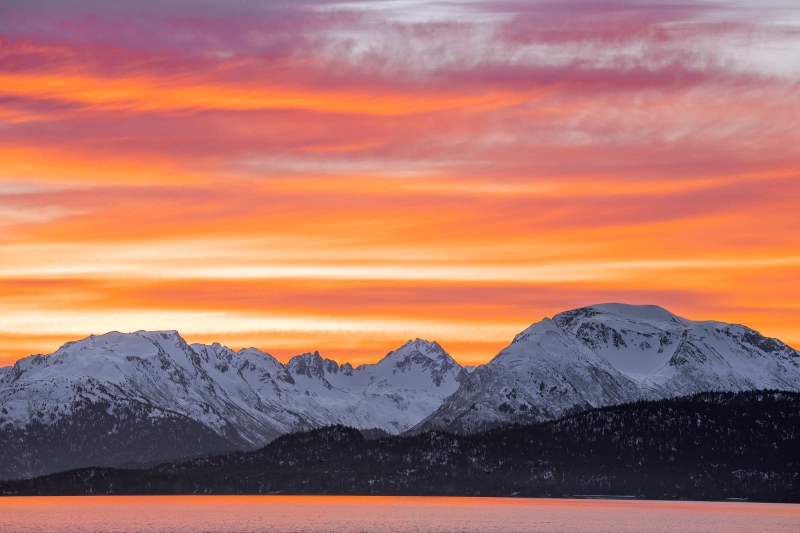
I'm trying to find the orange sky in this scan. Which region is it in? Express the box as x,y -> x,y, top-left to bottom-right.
1,1 -> 799,367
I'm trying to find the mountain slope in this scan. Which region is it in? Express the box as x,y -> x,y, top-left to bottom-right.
286,339 -> 467,433
414,304 -> 800,433
4,391 -> 798,502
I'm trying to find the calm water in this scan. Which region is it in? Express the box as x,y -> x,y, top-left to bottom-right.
0,496 -> 798,533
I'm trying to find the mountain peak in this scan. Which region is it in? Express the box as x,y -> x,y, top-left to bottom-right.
47,329 -> 192,358
286,351 -> 341,378
551,304 -> 689,331
238,347 -> 271,357
375,339 -> 463,388
135,329 -> 181,337
392,338 -> 448,361
591,303 -> 682,320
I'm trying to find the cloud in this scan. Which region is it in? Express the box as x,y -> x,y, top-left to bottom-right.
0,0 -> 799,364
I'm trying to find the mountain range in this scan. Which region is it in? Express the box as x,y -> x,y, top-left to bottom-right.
1,303 -> 799,480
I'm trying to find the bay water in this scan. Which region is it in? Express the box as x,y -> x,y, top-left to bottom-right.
0,495 -> 797,532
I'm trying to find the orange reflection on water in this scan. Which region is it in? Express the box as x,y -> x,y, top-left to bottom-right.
1,496 -> 798,533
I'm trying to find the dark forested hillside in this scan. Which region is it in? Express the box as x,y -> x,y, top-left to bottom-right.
2,390 -> 798,502
0,400 -> 238,481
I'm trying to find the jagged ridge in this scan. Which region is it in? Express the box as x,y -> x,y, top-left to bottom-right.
0,333 -> 464,480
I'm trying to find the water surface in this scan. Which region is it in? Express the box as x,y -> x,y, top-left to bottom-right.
0,496 -> 797,533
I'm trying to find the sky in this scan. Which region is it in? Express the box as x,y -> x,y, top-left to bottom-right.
1,0 -> 799,367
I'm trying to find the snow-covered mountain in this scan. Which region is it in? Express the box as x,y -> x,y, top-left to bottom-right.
3,303 -> 799,479
413,304 -> 800,433
0,332 -> 463,479
286,339 -> 467,434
